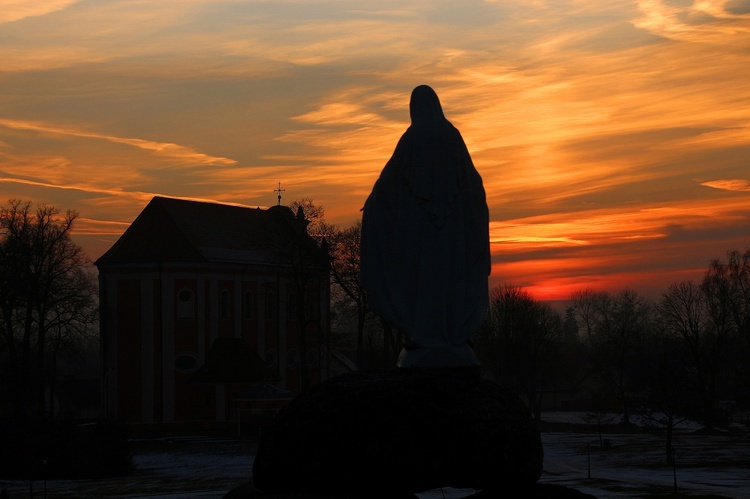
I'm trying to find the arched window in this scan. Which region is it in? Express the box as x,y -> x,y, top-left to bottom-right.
287,292 -> 297,320
266,292 -> 276,321
244,290 -> 254,320
306,348 -> 319,368
220,289 -> 231,320
177,288 -> 195,320
287,348 -> 299,369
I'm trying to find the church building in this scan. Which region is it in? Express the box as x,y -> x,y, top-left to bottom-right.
95,196 -> 330,429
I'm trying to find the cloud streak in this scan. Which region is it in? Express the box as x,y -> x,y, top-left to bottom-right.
701,179 -> 750,192
0,119 -> 236,167
0,0 -> 78,24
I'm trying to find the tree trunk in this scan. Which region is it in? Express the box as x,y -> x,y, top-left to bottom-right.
37,320 -> 48,423
666,412 -> 674,465
620,379 -> 630,425
48,327 -> 62,424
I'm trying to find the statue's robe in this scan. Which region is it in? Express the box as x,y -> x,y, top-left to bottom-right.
361,85 -> 490,367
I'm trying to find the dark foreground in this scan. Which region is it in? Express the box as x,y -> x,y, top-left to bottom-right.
1,415 -> 748,498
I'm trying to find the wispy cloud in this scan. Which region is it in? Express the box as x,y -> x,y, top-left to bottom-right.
73,217 -> 132,236
634,0 -> 750,43
0,177 -> 156,201
0,119 -> 235,166
0,0 -> 79,24
701,179 -> 750,192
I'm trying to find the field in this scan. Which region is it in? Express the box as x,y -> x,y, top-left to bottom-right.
538,412 -> 749,499
1,412 -> 747,498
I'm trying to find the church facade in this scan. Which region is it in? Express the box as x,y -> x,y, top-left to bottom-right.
95,196 -> 330,428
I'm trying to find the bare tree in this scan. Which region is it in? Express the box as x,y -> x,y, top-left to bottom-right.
326,219 -> 401,370
289,197 -> 327,241
657,280 -> 734,429
599,289 -> 652,425
477,284 -> 562,420
327,220 -> 368,367
705,250 -> 750,348
0,200 -> 97,423
642,319 -> 693,464
571,288 -> 651,424
570,288 -> 603,346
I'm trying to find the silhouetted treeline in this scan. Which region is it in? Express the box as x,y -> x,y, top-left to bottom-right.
473,249 -> 750,432
0,200 -> 98,424
0,200 -> 129,480
474,285 -> 563,421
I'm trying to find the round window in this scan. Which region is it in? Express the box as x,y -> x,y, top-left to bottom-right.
175,352 -> 199,373
265,349 -> 278,369
306,348 -> 319,368
287,348 -> 299,369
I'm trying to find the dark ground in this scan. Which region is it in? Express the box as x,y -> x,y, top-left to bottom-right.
1,413 -> 748,498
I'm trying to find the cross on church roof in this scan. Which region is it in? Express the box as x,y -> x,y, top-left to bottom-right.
274,182 -> 285,206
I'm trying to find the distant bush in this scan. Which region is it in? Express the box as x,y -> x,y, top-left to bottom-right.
0,420 -> 134,479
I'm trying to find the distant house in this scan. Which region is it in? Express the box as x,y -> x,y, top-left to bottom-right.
95,196 -> 330,429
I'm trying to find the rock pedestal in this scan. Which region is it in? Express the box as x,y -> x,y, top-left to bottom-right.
252,369 -> 543,496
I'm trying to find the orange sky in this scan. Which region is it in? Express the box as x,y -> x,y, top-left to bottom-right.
2,0 -> 749,301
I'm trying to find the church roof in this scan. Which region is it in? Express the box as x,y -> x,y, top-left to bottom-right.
95,196 -> 321,266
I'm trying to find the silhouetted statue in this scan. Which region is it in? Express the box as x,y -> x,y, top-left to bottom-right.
361,85 -> 490,368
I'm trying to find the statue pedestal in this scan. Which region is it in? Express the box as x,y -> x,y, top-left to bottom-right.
251,370 -> 543,496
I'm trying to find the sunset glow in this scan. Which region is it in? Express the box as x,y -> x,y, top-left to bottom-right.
2,0 -> 749,301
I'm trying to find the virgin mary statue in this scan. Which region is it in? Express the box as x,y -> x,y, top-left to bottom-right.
361,85 -> 490,368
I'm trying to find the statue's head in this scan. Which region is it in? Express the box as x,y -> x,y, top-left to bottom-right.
409,85 -> 446,126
